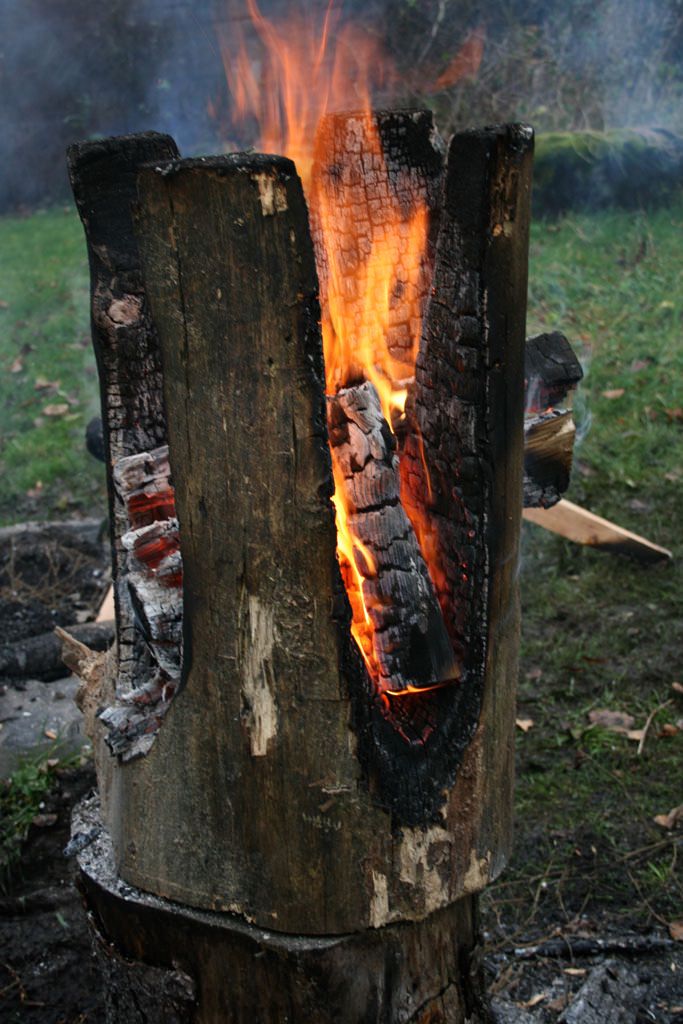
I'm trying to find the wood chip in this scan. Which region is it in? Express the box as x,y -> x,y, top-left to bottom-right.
669,920 -> 683,942
601,388 -> 625,399
654,804 -> 683,830
43,403 -> 69,417
44,728 -> 57,740
516,718 -> 534,732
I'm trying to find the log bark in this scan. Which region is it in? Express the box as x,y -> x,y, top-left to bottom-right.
68,121 -> 531,1022
0,621 -> 113,681
74,794 -> 488,1024
67,132 -> 179,693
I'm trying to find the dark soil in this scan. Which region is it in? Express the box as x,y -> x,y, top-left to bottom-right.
0,521 -> 109,645
0,764 -> 105,1023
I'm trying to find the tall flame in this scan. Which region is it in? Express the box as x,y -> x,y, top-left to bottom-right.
218,1 -> 471,699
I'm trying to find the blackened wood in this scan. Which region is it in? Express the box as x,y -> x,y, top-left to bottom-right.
67,132 -> 179,692
394,124 -> 533,847
523,331 -> 583,507
0,621 -> 113,681
327,380 -> 457,696
76,795 -> 488,1024
524,331 -> 583,412
310,109 -> 444,389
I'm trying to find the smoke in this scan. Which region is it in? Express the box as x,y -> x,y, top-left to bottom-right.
1,0 -> 682,211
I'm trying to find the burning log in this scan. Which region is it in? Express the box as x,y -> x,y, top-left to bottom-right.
66,118 -> 532,1023
326,379 -> 458,698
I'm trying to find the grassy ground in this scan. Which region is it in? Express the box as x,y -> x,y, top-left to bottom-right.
0,200 -> 681,939
0,208 -> 104,524
494,202 -> 683,941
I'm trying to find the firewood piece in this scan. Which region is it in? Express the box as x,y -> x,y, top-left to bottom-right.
523,499 -> 672,562
327,380 -> 458,695
523,410 -> 576,508
524,331 -> 583,411
67,132 -> 179,692
523,331 -> 583,507
0,621 -> 114,681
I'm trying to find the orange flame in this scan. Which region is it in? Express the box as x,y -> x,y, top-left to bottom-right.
218,1 -> 466,700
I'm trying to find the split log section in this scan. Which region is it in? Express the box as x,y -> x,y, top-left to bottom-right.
67,121 -> 533,1022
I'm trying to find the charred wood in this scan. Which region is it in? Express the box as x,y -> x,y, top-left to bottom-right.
524,331 -> 583,412
67,132 -> 178,692
327,380 -> 458,698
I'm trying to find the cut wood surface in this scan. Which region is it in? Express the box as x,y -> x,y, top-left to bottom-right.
523,499 -> 673,563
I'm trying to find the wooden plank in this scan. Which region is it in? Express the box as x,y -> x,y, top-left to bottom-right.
523,499 -> 672,563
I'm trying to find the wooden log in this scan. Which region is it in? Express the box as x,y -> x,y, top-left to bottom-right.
397,124 -> 533,848
0,621 -> 114,681
326,379 -> 458,703
67,132 -> 179,693
524,331 -> 583,412
67,123 -> 531,1021
523,499 -> 672,563
75,793 -> 487,1024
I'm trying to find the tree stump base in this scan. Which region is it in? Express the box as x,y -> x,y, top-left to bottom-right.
73,794 -> 488,1024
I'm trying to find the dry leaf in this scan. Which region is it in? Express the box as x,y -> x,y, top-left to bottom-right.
32,813 -> 58,828
563,968 -> 587,977
34,376 -> 60,391
44,728 -> 57,740
26,481 -> 43,499
516,718 -> 534,733
602,388 -> 625,399
627,729 -> 645,742
526,667 -> 543,681
0,299 -> 8,309
520,993 -> 547,1009
669,920 -> 683,942
43,403 -> 69,417
658,723 -> 679,737
671,682 -> 683,696
665,407 -> 683,423
588,708 -> 635,733
654,804 -> 683,830
10,356 -> 23,373
630,359 -> 651,372
664,469 -> 682,483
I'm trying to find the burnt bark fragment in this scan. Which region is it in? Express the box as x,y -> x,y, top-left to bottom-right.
327,380 -> 458,698
67,132 -> 179,693
524,331 -> 583,412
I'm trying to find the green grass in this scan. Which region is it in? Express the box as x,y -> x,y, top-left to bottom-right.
0,748 -> 81,888
0,198 -> 681,932
497,200 -> 683,936
0,207 -> 105,524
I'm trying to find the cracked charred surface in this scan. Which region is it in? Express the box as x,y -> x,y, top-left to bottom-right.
67,133 -> 178,695
327,380 -> 457,701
